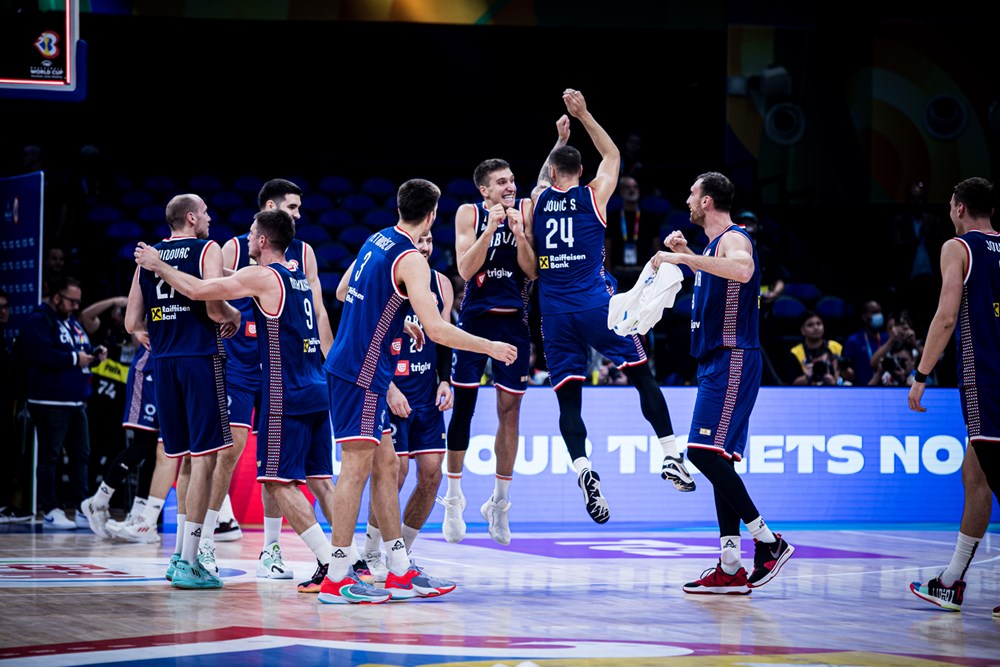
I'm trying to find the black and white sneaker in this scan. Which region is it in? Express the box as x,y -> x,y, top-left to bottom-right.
661,455 -> 696,492
0,506 -> 33,524
214,518 -> 242,542
578,469 -> 610,524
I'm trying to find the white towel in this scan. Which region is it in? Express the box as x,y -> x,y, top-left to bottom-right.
607,261 -> 684,336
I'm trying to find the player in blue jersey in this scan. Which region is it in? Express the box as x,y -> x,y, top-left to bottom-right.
125,193 -> 241,589
212,178 -> 336,584
529,89 -> 694,526
908,176 -> 1000,617
136,207 -> 342,598
339,230 -> 454,579
321,178 -> 517,604
652,172 -> 793,595
441,158 -> 537,545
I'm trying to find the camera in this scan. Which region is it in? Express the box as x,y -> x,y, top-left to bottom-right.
811,360 -> 829,379
881,355 -> 900,373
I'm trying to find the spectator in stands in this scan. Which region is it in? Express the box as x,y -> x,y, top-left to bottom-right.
842,300 -> 890,387
890,181 -> 950,332
870,342 -> 918,387
784,311 -> 843,385
0,289 -> 32,522
870,309 -> 925,383
42,246 -> 67,301
604,176 -> 663,291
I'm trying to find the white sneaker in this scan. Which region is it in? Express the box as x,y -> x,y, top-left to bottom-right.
43,508 -> 76,530
197,540 -> 219,576
438,494 -> 466,543
257,542 -> 293,579
363,551 -> 389,583
79,496 -> 111,538
107,514 -> 160,543
480,495 -> 512,545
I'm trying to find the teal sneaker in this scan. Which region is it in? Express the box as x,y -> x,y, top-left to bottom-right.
165,553 -> 180,581
170,559 -> 223,589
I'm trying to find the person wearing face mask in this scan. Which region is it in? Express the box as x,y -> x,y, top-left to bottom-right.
842,300 -> 890,387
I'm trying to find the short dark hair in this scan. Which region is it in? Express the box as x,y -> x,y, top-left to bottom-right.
165,194 -> 202,230
253,209 -> 295,252
473,159 -> 510,189
550,145 -> 582,178
51,276 -> 81,295
697,172 -> 735,212
800,309 -> 821,327
953,177 -> 995,219
258,178 -> 302,210
397,179 -> 441,224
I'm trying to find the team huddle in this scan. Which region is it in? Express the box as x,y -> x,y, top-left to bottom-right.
100,89 -> 999,610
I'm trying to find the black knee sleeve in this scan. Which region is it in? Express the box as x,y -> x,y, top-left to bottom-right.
624,363 -> 673,438
446,386 -> 478,452
556,381 -> 588,460
105,428 -> 158,489
687,447 -> 761,524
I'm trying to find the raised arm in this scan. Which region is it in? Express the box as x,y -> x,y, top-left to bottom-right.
79,295 -> 127,335
563,89 -> 620,209
531,114 -> 571,202
134,242 -> 273,303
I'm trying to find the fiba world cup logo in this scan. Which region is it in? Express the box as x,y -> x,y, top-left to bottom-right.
34,31 -> 61,59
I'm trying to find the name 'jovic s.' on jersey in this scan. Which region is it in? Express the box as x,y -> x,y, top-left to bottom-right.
324,226 -> 419,395
224,234 -> 307,385
138,236 -> 224,359
690,225 -> 760,361
458,199 -> 532,321
532,185 -> 613,314
954,229 -> 1000,387
253,262 -> 329,416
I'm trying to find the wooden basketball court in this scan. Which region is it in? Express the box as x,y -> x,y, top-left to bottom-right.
1,521 -> 998,666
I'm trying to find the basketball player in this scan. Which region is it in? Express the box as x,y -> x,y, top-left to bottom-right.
346,229 -> 454,577
652,172 -> 793,595
908,176 -> 1000,618
211,178 -> 335,584
320,178 -> 517,604
125,193 -> 240,589
529,89 -> 694,526
441,158 -> 536,545
135,208 -> 337,596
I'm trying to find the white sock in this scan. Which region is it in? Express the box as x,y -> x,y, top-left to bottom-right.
941,532 -> 981,586
129,496 -> 147,516
720,535 -> 742,574
363,523 -> 382,555
329,544 -> 352,580
181,522 -> 202,564
572,457 -> 590,475
202,509 -> 219,541
142,496 -> 165,525
493,474 -> 512,502
658,435 -> 680,459
299,523 -> 331,567
173,513 -> 186,556
348,541 -> 361,564
95,482 -> 114,508
748,516 -> 776,544
402,523 -> 420,552
385,537 -> 409,575
446,473 -> 462,498
263,516 -> 283,547
218,493 -> 235,523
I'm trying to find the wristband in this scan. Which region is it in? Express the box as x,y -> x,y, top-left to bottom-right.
913,370 -> 928,383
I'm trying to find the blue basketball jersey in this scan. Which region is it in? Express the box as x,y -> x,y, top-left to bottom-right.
325,226 -> 419,395
954,230 -> 1000,387
690,225 -> 760,360
254,262 -> 329,415
392,270 -> 446,408
139,236 -> 223,358
458,199 -> 532,320
224,235 -> 307,384
532,185 -> 614,314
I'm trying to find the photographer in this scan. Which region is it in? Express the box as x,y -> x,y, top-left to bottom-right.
870,343 -> 918,387
786,311 -> 844,385
870,310 -> 925,382
22,277 -> 108,529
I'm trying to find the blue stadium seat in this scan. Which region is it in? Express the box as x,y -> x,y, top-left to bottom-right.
228,208 -> 257,229
341,193 -> 376,215
773,295 -> 806,321
210,190 -> 245,212
120,190 -> 153,209
445,177 -> 479,202
318,271 -> 343,295
318,175 -> 354,198
105,221 -> 144,242
640,195 -> 672,215
360,176 -> 396,200
86,204 -> 123,225
361,208 -> 397,230
782,282 -> 822,307
295,225 -> 332,245
338,226 -> 373,249
143,175 -> 177,194
208,224 -> 234,244
433,224 -> 456,246
138,204 -> 164,227
313,242 -> 350,270
232,175 -> 262,196
302,193 -> 334,212
189,173 -> 224,194
436,195 -> 461,220
815,295 -> 848,321
318,209 -> 355,230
